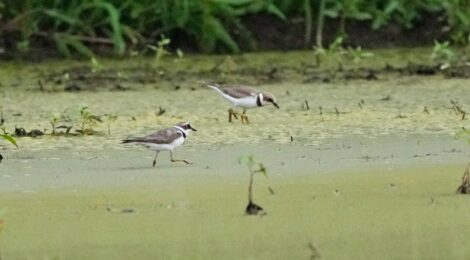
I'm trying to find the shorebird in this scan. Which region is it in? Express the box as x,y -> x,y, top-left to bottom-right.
207,83 -> 279,123
122,122 -> 196,167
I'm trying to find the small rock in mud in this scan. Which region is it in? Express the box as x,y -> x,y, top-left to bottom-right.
405,64 -> 439,76
380,95 -> 392,101
112,84 -> 129,91
457,163 -> 470,194
457,185 -> 469,194
29,129 -> 44,137
445,65 -> 470,78
65,82 -> 82,92
245,201 -> 264,215
14,127 -> 44,137
121,208 -> 135,214
15,127 -> 27,137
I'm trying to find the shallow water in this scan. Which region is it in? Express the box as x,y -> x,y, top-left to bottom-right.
1,157 -> 470,259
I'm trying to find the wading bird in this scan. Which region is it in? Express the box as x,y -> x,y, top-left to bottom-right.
207,83 -> 279,124
122,122 -> 196,167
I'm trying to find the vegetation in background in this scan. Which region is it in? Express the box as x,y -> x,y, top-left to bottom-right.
431,40 -> 456,69
147,35 -> 171,63
0,0 -> 469,57
313,36 -> 374,69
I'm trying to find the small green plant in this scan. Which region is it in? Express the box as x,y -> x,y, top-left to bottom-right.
148,35 -> 171,63
239,155 -> 270,215
431,40 -> 456,69
346,46 -> 374,63
314,36 -> 373,69
313,36 -> 347,68
90,57 -> 103,72
1,128 -> 18,163
50,112 -> 74,136
0,133 -> 18,148
76,107 -> 102,135
103,114 -> 117,135
308,240 -> 322,260
50,115 -> 59,135
457,163 -> 470,194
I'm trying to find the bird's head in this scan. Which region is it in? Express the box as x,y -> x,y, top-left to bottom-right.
261,92 -> 280,109
176,122 -> 197,132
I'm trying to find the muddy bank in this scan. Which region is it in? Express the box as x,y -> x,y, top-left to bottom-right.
1,76 -> 470,151
1,49 -> 470,95
0,50 -> 469,152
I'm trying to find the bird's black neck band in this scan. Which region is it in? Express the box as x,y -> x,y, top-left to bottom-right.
174,126 -> 187,138
256,94 -> 262,107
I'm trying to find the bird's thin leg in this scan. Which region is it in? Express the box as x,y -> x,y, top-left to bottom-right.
228,108 -> 238,122
170,150 -> 192,164
241,109 -> 250,124
152,151 -> 159,167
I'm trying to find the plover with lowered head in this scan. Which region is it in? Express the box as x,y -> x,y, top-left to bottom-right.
207,83 -> 279,123
122,122 -> 196,167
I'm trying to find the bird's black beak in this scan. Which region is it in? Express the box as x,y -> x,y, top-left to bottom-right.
191,126 -> 197,131
272,101 -> 280,109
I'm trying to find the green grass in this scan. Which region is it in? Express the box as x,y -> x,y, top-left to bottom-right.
1,0 -> 470,57
1,165 -> 469,259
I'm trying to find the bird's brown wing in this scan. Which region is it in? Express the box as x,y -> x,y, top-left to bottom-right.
220,85 -> 258,99
139,127 -> 183,144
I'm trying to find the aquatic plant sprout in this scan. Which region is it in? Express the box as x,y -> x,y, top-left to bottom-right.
0,134 -> 18,148
77,107 -> 102,135
238,155 -> 268,178
239,155 -> 269,214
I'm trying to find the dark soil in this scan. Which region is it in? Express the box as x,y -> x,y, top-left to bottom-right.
241,12 -> 448,50
14,127 -> 44,138
29,57 -> 470,92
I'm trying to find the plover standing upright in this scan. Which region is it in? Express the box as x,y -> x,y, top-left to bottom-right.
207,83 -> 279,123
122,122 -> 197,167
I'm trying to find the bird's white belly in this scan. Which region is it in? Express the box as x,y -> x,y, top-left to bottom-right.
221,93 -> 258,108
142,136 -> 185,151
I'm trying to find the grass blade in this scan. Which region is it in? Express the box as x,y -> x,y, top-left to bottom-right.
0,134 -> 18,148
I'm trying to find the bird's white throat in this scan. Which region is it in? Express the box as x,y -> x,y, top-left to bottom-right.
257,93 -> 264,106
173,125 -> 189,136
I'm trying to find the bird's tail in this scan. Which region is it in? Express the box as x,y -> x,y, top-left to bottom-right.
206,83 -> 226,96
206,82 -> 220,89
